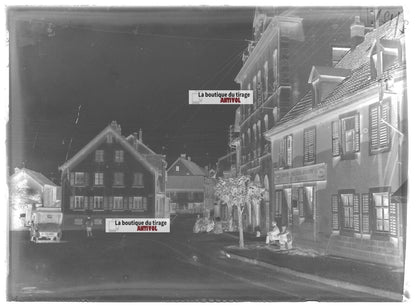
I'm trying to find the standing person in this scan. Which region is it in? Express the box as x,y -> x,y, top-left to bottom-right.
266,221 -> 280,245
85,216 -> 93,238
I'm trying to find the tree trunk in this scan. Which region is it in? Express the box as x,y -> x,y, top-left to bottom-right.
237,205 -> 244,248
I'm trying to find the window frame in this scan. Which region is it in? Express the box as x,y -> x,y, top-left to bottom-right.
133,172 -> 144,187
94,172 -> 104,186
369,100 -> 392,155
95,150 -> 104,162
114,150 -> 124,163
93,196 -> 104,210
113,172 -> 124,187
303,127 -> 316,165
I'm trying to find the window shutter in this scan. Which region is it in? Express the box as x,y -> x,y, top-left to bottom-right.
361,194 -> 370,234
354,113 -> 360,152
331,195 -> 339,230
85,173 -> 89,186
70,196 -> 74,209
287,135 -> 293,167
298,188 -> 304,217
279,139 -> 285,168
353,194 -> 361,232
380,101 -> 391,148
389,196 -> 398,237
88,196 -> 93,210
104,196 -> 109,210
143,197 -> 148,211
83,196 -> 88,210
369,104 -> 379,151
70,173 -> 75,186
129,197 -> 133,210
332,121 -> 340,156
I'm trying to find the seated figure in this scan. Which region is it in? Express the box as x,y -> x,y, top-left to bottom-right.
266,221 -> 280,244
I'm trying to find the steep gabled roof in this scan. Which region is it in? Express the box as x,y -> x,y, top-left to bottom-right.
11,168 -> 57,187
59,123 -> 158,176
125,134 -> 156,155
167,157 -> 206,176
266,14 -> 405,136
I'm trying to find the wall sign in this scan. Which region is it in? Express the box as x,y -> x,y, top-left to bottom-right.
274,163 -> 327,185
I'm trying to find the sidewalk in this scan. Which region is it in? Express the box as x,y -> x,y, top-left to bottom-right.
222,232 -> 405,297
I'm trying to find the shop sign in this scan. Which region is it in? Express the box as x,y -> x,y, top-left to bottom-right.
274,163 -> 327,185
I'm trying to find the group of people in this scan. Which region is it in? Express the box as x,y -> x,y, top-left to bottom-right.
265,221 -> 292,249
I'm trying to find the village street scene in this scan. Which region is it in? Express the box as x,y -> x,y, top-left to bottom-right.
7,6 -> 407,302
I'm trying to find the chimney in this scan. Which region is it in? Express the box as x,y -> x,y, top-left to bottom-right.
133,132 -> 138,140
180,153 -> 186,159
139,129 -> 143,142
187,156 -> 191,161
350,16 -> 365,49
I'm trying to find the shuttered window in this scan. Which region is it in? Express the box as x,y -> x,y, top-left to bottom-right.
369,101 -> 391,154
285,135 -> 293,168
298,188 -> 304,217
361,193 -> 370,234
340,193 -> 354,230
331,194 -> 339,230
372,192 -> 390,233
303,127 -> 316,164
341,114 -> 360,153
353,194 -> 361,232
332,121 -> 340,156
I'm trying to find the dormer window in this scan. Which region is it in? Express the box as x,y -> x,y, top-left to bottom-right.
308,66 -> 351,107
370,39 -> 402,80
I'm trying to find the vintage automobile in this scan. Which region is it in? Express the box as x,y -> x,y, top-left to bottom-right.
30,208 -> 63,243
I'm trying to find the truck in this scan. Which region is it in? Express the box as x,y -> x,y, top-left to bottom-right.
30,207 -> 63,243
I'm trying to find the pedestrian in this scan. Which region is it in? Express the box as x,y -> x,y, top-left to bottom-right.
266,221 -> 280,245
85,216 -> 93,238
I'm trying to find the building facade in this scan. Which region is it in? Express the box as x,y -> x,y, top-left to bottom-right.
9,167 -> 61,230
59,121 -> 168,230
233,7 -> 368,233
265,14 -> 406,266
166,154 -> 206,214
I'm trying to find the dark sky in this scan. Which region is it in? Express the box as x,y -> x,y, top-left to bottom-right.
8,7 -> 254,179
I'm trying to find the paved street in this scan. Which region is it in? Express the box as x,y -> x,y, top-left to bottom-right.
9,215 -> 386,301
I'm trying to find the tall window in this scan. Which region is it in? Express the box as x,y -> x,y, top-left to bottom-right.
131,197 -> 147,210
113,196 -> 123,210
303,127 -> 316,164
373,192 -> 390,232
257,70 -> 262,105
264,114 -> 269,131
113,172 -> 124,186
252,75 -> 257,105
340,193 -> 354,230
95,150 -> 104,162
273,49 -> 278,82
264,61 -> 268,99
133,172 -> 144,186
93,196 -> 104,210
114,150 -> 124,162
333,113 -> 360,157
278,135 -> 292,168
369,101 -> 391,154
74,196 -> 84,209
94,172 -> 104,186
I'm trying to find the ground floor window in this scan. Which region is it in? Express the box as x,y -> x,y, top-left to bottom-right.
373,192 -> 390,232
340,193 -> 354,230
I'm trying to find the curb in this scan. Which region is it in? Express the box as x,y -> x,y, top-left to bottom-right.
225,250 -> 404,301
